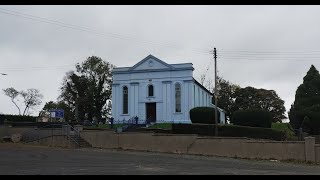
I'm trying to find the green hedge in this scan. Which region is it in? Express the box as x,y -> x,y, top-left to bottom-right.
232,109 -> 272,128
0,114 -> 37,123
190,107 -> 220,124
172,123 -> 286,141
8,122 -> 83,128
300,112 -> 320,135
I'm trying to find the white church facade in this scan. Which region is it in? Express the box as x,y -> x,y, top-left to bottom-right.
111,55 -> 225,124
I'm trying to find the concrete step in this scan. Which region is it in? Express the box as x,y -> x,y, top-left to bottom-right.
68,135 -> 92,148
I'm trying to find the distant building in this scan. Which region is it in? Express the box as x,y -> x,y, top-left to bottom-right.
111,55 -> 225,124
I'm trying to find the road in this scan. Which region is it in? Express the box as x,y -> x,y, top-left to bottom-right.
0,143 -> 319,175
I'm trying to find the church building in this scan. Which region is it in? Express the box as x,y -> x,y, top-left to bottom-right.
111,55 -> 225,124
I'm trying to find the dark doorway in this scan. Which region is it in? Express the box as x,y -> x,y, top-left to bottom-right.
146,103 -> 156,123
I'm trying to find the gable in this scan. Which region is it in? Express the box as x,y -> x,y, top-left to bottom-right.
129,55 -> 174,71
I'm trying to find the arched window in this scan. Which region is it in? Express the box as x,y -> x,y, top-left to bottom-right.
202,91 -> 204,106
193,85 -> 196,107
123,86 -> 128,114
175,83 -> 181,112
148,85 -> 154,97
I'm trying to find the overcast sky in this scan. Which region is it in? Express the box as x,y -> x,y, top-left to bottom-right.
1,5 -> 320,122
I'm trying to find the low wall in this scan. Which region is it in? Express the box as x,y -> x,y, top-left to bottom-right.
80,130 -> 118,149
0,126 -> 35,137
0,126 -> 9,137
315,144 -> 320,163
80,130 -> 319,163
313,135 -> 320,144
28,135 -> 76,148
0,126 -> 63,137
187,137 -> 248,158
118,133 -> 197,154
243,141 -> 305,161
184,137 -> 306,161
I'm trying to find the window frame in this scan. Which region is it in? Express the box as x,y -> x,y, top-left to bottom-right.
175,83 -> 182,113
122,86 -> 129,114
148,84 -> 154,97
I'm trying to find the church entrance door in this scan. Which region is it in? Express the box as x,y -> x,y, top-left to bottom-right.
146,103 -> 156,123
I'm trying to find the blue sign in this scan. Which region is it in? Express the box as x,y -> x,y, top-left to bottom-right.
50,109 -> 64,118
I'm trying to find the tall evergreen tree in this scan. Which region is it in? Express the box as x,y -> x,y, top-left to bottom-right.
289,65 -> 320,134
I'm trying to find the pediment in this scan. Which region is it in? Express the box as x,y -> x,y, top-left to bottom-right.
129,55 -> 175,71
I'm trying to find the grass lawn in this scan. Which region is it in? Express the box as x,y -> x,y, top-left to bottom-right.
84,124 -> 125,129
272,122 -> 296,140
147,123 -> 172,130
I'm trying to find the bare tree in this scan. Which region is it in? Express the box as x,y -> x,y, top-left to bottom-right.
200,74 -> 206,85
3,87 -> 21,115
20,89 -> 43,116
205,78 -> 214,94
3,87 -> 43,116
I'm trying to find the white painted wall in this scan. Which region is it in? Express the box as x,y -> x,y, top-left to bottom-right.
111,55 -> 225,124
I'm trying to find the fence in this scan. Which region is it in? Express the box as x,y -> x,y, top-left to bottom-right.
21,123 -> 81,147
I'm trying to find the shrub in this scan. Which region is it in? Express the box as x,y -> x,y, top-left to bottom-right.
218,124 -> 286,140
301,112 -> 320,135
272,123 -> 295,140
190,107 -> 220,124
0,114 -> 37,124
172,123 -> 287,141
232,109 -> 272,128
172,123 -> 214,136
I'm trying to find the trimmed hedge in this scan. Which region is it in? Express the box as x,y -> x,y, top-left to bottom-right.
172,123 -> 287,141
190,107 -> 220,124
3,121 -> 83,128
232,109 -> 272,128
0,114 -> 37,124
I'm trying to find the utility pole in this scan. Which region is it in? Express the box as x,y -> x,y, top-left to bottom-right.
214,47 -> 218,136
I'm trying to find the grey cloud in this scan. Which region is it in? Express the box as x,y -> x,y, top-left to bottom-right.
1,5 -> 320,118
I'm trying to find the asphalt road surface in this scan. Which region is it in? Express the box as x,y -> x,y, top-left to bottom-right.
0,143 -> 319,175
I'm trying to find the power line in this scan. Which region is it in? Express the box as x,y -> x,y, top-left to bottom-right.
219,50 -> 320,53
218,57 -> 320,61
219,55 -> 320,58
0,64 -> 75,72
4,7 -> 320,64
0,64 -> 74,68
0,7 -> 210,55
215,49 -> 320,61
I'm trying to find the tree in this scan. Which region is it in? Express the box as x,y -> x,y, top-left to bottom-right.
40,101 -> 73,122
198,75 -> 240,122
3,87 -> 43,116
20,88 -> 43,116
59,56 -> 114,122
216,76 -> 240,121
231,86 -> 286,123
3,87 -> 21,115
199,74 -> 206,86
289,65 -> 320,134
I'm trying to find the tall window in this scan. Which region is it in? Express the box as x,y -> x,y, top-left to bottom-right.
148,85 -> 154,97
202,91 -> 204,106
193,85 -> 196,107
123,86 -> 128,114
175,83 -> 181,112
198,87 -> 200,106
